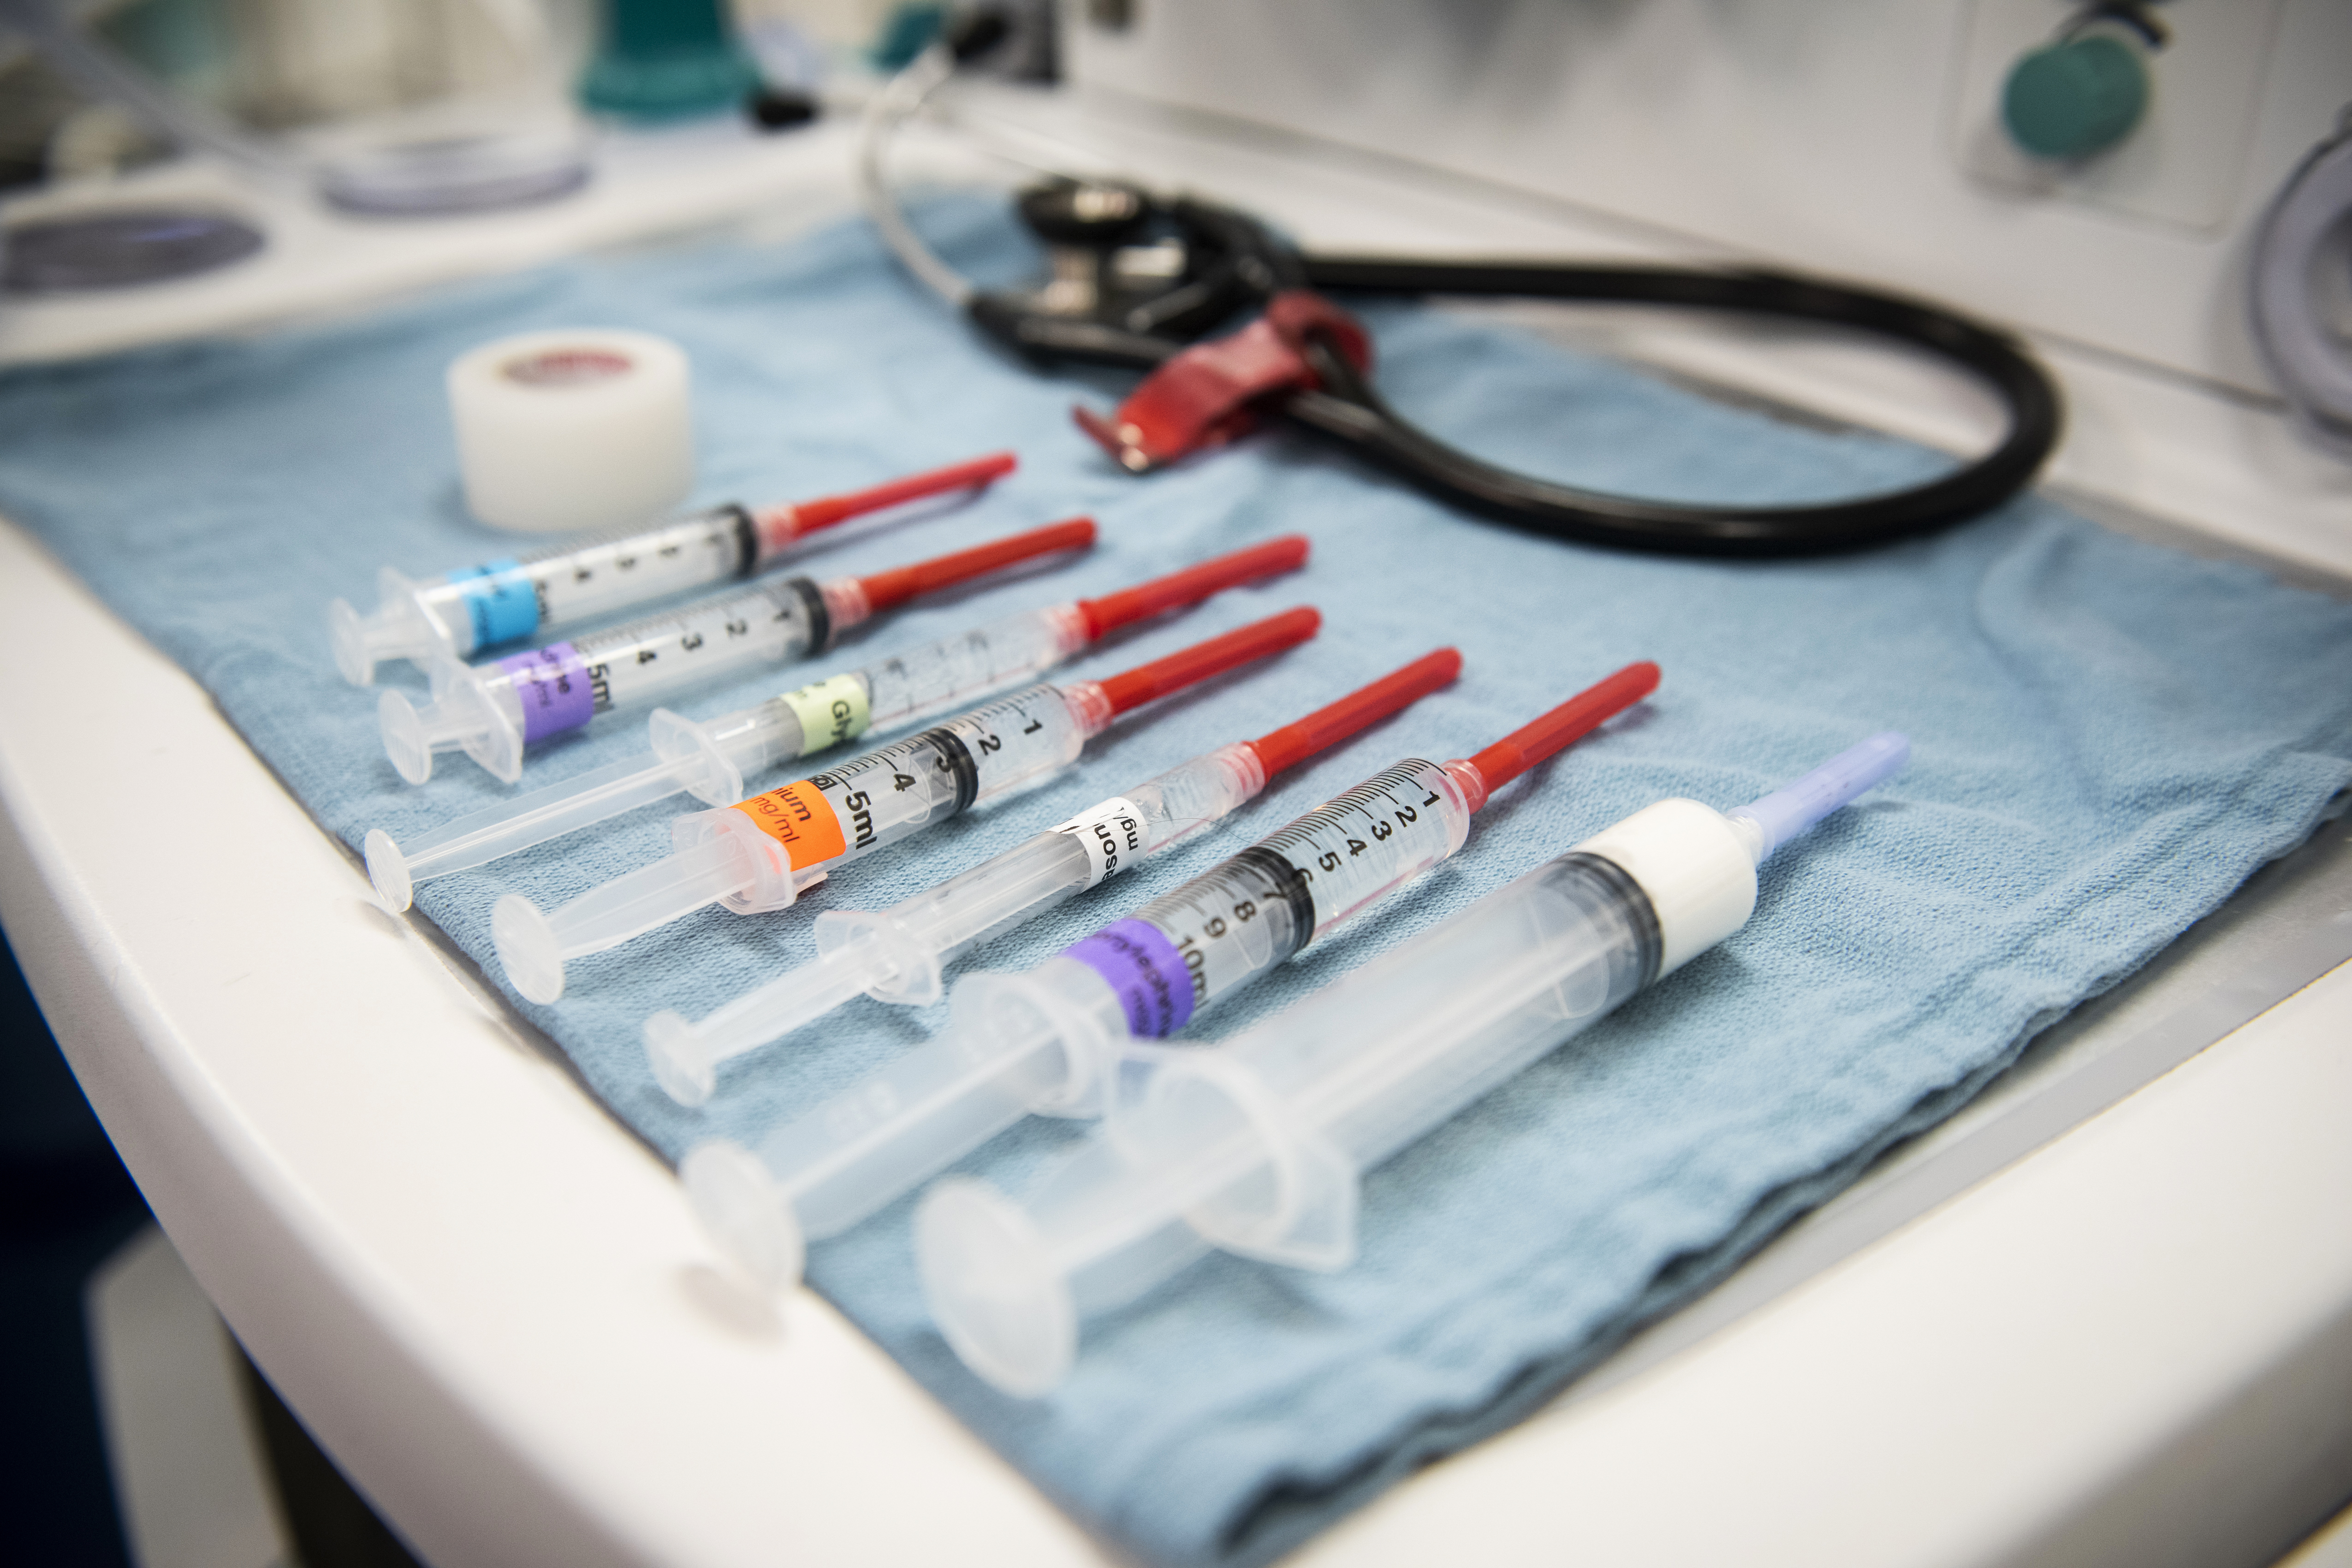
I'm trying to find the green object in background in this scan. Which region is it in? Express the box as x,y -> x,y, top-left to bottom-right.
870,4 -> 949,71
2001,33 -> 2150,160
580,0 -> 761,121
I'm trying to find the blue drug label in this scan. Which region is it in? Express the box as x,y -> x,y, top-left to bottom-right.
456,558 -> 538,647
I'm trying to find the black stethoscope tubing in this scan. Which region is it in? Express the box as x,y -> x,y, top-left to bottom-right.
884,42 -> 2065,558
1279,257 -> 2065,556
973,243 -> 2064,558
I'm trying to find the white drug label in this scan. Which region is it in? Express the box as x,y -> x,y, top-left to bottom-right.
1052,796 -> 1144,889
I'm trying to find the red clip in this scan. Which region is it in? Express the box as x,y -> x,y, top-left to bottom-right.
1074,291 -> 1372,473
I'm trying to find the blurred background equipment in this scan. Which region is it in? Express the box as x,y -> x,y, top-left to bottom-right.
1998,2 -> 2167,162
0,0 -> 593,233
2250,113 -> 2352,459
578,0 -> 758,121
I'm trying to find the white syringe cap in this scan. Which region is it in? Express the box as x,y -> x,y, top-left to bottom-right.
682,1141 -> 807,1290
915,1178 -> 1077,1399
1571,799 -> 1758,978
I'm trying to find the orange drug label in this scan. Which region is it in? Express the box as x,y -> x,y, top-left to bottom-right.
731,780 -> 846,871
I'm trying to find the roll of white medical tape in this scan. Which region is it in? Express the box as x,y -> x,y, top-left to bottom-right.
446,328 -> 695,533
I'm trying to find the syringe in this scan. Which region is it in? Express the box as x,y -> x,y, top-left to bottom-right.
492,607 -> 1324,1004
673,663 -> 1659,1289
642,648 -> 1466,1106
330,450 -> 1015,685
379,517 -> 1093,785
911,732 -> 1911,1396
362,535 -> 1308,911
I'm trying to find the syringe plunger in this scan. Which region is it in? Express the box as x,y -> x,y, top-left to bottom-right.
674,661 -> 1664,1295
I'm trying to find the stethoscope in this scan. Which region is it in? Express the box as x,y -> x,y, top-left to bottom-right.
860,18 -> 2067,558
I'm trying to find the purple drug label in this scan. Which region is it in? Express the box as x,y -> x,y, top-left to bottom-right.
1062,918 -> 1195,1039
499,641 -> 596,742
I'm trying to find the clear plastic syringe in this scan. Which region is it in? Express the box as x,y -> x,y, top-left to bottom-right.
911,731 -> 1912,1396
330,450 -> 1015,685
673,662 -> 1660,1289
492,607 -> 1324,1004
642,648 -> 1467,1106
379,518 -> 1094,785
362,535 -> 1309,911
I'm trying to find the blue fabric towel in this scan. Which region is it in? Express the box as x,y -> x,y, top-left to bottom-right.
4,197 -> 2349,1568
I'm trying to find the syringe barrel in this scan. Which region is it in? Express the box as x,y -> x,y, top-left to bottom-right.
1036,810 -> 1769,1277
502,505 -> 757,636
676,683 -> 1088,911
647,740 -> 1277,1104
739,531 -> 1309,762
333,507 -> 757,684
1125,742 -> 1272,857
339,454 -> 1018,684
1048,758 -> 1474,1038
650,603 -> 1092,805
922,743 -> 1909,1394
384,576 -> 827,783
915,852 -> 1663,1395
508,576 -> 826,732
830,742 -> 1271,1004
434,506 -> 760,653
855,604 -> 1092,746
1200,852 -> 1659,1173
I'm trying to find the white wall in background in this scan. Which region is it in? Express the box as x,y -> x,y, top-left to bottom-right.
1062,0 -> 2352,398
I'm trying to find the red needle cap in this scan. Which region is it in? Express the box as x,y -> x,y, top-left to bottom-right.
1074,535 -> 1309,641
1094,607 -> 1320,718
774,450 -> 1018,538
851,517 -> 1094,612
1462,660 -> 1660,806
1246,649 -> 1462,778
